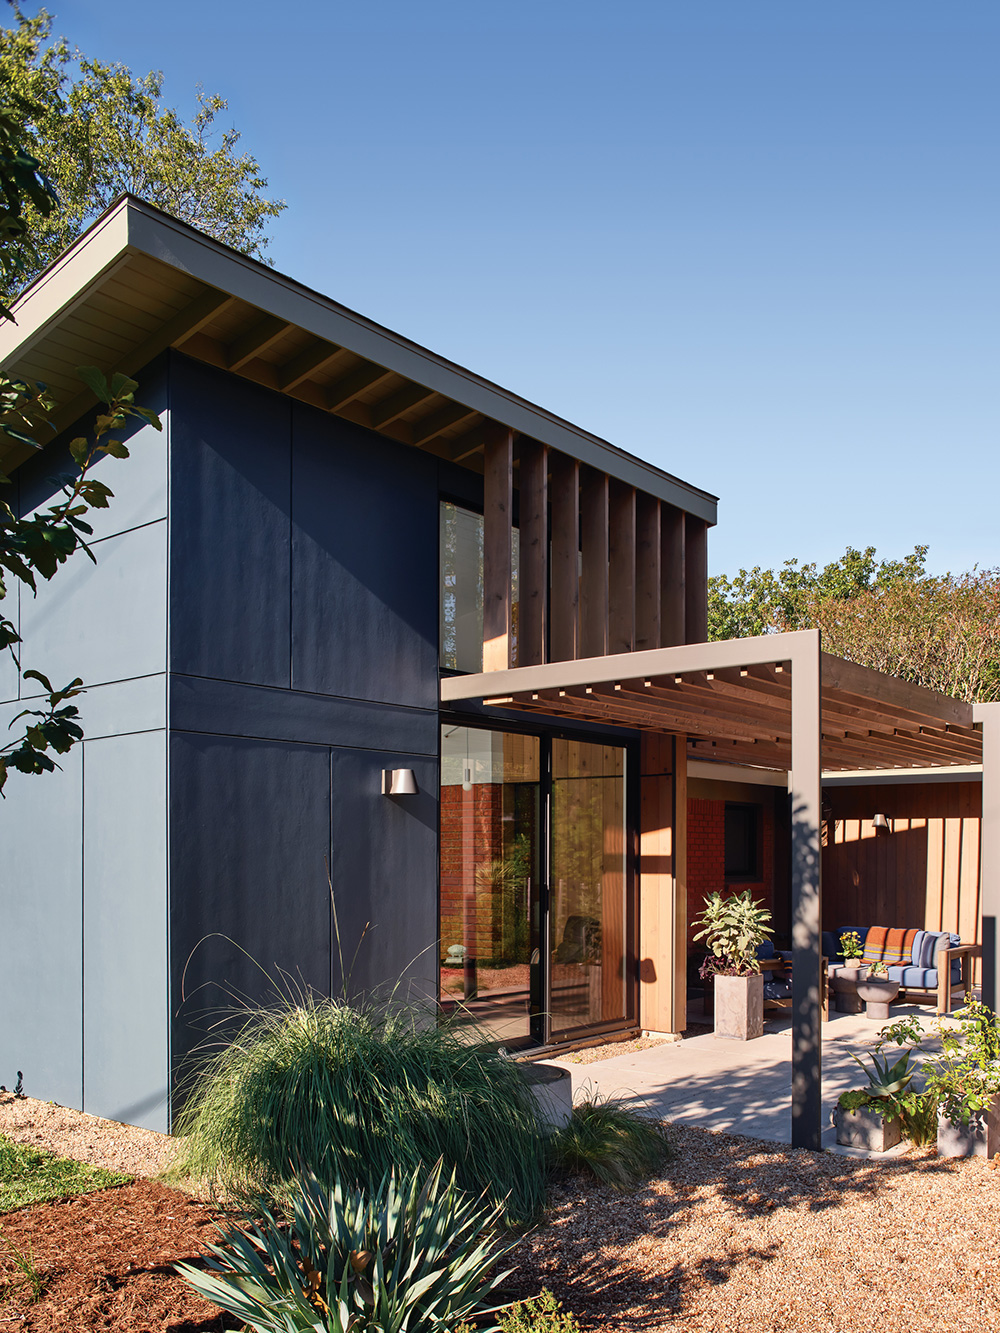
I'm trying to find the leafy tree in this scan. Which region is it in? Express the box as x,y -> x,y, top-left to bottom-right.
0,93 -> 162,794
709,543 -> 1000,703
0,5 -> 285,303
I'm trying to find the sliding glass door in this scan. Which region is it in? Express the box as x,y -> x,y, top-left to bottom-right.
440,725 -> 630,1046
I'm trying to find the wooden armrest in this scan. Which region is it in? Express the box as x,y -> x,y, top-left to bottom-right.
940,944 -> 979,962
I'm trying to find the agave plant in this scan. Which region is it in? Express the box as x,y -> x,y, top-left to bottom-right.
851,1046 -> 915,1099
175,1159 -> 518,1333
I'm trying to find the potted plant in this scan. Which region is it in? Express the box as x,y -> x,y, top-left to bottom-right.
839,931 -> 865,969
926,998 -> 1000,1158
693,890 -> 772,1041
835,1017 -> 930,1151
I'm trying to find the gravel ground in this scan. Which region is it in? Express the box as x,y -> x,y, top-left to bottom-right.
0,1092 -> 177,1180
3,1092 -> 999,1331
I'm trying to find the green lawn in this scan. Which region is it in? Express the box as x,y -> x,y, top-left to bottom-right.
0,1133 -> 130,1212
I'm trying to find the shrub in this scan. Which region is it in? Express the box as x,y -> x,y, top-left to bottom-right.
547,1094 -> 670,1189
173,996 -> 547,1222
498,1288 -> 582,1333
176,1159 -> 518,1333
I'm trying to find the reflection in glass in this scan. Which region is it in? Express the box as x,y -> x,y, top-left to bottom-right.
550,739 -> 627,1036
439,502 -> 518,673
439,727 -> 539,1043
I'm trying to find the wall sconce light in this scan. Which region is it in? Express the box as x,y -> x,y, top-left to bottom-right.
872,812 -> 891,832
382,768 -> 418,796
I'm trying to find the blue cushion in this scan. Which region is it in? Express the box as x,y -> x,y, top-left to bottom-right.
763,979 -> 793,1001
822,931 -> 840,960
757,940 -> 778,960
889,965 -> 938,988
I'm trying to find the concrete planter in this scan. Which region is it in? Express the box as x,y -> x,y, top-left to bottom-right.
833,1100 -> 902,1152
517,1062 -> 573,1134
832,965 -> 866,1014
714,973 -> 764,1041
855,977 -> 900,1020
937,1092 -> 1000,1158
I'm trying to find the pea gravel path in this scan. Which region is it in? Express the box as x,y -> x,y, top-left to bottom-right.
3,1092 -> 998,1331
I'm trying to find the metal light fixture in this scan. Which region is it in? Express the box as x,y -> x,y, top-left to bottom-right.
382,768 -> 418,796
872,812 -> 890,831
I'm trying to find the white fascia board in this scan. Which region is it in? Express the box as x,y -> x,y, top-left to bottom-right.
0,206 -> 133,369
118,202 -> 717,522
821,766 -> 982,786
688,761 -> 788,786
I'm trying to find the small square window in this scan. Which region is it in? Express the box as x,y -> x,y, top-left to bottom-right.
724,803 -> 761,880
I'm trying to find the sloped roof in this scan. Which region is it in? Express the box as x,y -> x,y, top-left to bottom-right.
0,195 -> 718,523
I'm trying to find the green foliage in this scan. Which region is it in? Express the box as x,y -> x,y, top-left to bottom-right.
0,1228 -> 45,1302
0,1133 -> 128,1212
0,5 -> 285,301
836,1088 -> 873,1114
691,889 -> 772,976
0,369 -> 162,794
546,1095 -> 671,1189
839,931 -> 863,960
497,1289 -> 582,1333
849,1045 -> 915,1099
176,1159 -> 518,1333
173,996 -> 547,1223
924,998 -> 1000,1126
708,541 -> 1000,703
0,96 -> 57,322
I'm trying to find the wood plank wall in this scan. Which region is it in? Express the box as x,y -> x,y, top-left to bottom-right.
823,782 -> 982,959
481,438 -> 709,669
639,733 -> 687,1033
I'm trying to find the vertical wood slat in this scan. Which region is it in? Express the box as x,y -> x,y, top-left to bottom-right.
580,467 -> 609,658
660,503 -> 685,646
672,735 -> 688,1033
639,733 -> 674,1033
608,479 -> 636,654
685,514 -> 708,644
517,439 -> 548,666
482,428 -> 514,671
549,451 -> 579,661
634,493 -> 661,652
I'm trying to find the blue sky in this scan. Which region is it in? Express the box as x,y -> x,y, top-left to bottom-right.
40,1 -> 999,578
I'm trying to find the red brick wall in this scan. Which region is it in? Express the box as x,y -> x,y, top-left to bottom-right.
440,783 -> 504,958
686,797 -> 775,954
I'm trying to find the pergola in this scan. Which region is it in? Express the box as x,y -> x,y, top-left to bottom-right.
442,628 -> 1000,1150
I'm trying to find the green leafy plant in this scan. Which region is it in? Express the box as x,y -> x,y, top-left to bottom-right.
924,997 -> 1000,1127
173,994 -> 547,1223
867,960 -> 889,979
839,931 -> 864,961
176,1159 -> 518,1333
692,889 -> 772,977
546,1093 -> 670,1189
498,1289 -> 582,1333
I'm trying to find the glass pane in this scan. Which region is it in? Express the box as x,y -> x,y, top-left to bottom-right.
440,727 -> 540,1043
439,502 -> 519,674
550,739 -> 627,1035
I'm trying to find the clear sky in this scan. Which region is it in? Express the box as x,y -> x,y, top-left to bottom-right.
37,0 -> 1000,578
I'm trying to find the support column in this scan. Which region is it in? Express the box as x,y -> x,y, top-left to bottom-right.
549,451 -> 579,661
790,631 -> 822,1151
975,702 -> 1000,1012
483,428 -> 514,670
580,467 -> 609,658
518,439 -> 548,667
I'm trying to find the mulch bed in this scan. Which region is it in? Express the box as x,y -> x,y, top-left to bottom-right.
0,1180 -> 240,1331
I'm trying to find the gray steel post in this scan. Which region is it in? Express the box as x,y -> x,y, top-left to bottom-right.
790,631 -> 823,1150
975,703 -> 1000,1012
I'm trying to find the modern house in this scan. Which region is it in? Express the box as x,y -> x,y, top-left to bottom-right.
2,197 -> 997,1150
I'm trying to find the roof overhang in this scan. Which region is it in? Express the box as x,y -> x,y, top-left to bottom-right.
441,629 -> 981,772
0,195 -> 718,523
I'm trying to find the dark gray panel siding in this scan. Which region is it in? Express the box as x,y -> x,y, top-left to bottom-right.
168,732 -> 334,1099
82,731 -> 168,1131
169,356 -> 292,687
169,674 -> 437,754
0,740 -> 83,1108
291,404 -> 439,708
330,749 -> 438,1003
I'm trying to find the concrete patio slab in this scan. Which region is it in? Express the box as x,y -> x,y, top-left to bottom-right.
549,1000 -> 955,1156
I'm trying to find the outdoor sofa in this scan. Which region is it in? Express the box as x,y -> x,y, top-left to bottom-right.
824,926 -> 978,1015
